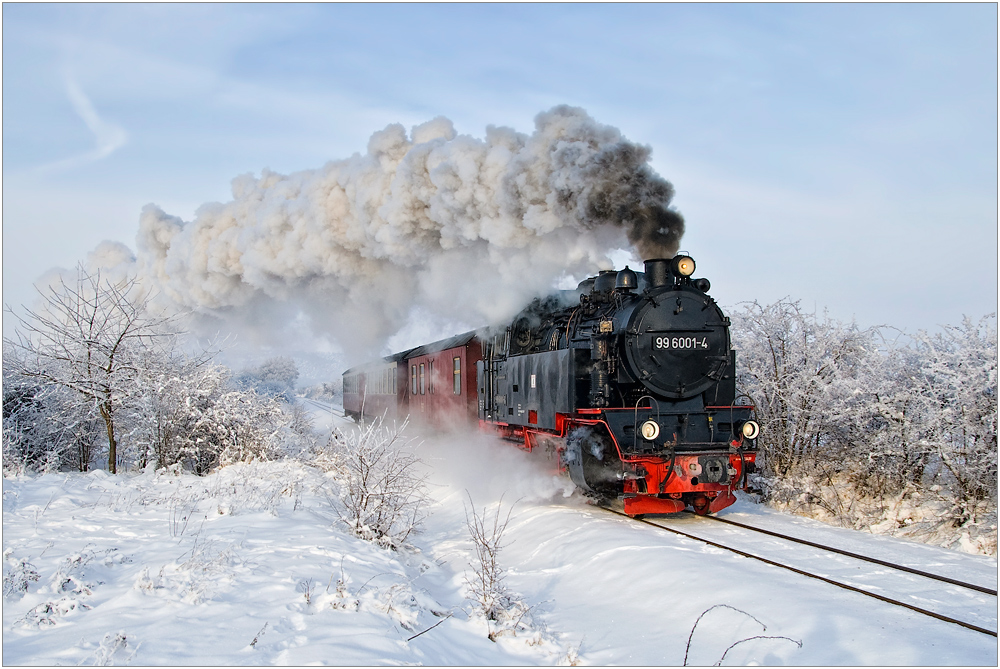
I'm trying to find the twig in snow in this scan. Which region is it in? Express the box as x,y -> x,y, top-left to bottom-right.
406,613 -> 453,642
684,604 -> 767,666
714,635 -> 802,666
249,622 -> 268,649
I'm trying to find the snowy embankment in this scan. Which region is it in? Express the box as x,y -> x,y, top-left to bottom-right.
3,406 -> 998,666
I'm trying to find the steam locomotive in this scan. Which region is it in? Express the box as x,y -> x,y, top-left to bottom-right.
343,254 -> 759,516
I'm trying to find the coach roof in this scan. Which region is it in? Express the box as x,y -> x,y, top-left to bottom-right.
342,330 -> 484,377
403,330 -> 481,359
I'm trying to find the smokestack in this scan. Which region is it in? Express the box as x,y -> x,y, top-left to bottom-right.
644,258 -> 672,289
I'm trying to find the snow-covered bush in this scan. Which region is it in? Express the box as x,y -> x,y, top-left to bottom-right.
463,494 -> 532,641
302,381 -> 340,402
273,402 -> 319,458
322,417 -> 428,550
731,298 -> 878,481
235,356 -> 300,401
3,550 -> 40,601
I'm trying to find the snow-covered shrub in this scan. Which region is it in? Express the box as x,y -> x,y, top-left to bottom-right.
324,417 -> 428,550
89,631 -> 135,667
273,402 -> 320,458
2,360 -> 47,476
302,381 -> 339,402
463,494 -> 532,641
235,356 -> 300,402
731,298 -> 878,482
3,550 -> 39,601
130,358 -> 288,474
2,347 -> 96,474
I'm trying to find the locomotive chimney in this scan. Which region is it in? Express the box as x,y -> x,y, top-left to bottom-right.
644,258 -> 671,289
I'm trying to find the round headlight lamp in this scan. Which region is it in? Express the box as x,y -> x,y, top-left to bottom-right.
672,255 -> 696,277
740,420 -> 760,440
640,420 -> 660,441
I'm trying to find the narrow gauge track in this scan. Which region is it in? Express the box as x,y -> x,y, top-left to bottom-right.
693,511 -> 997,597
303,398 -> 348,418
599,504 -> 998,638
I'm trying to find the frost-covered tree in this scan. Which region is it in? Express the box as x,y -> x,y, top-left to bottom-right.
4,269 -> 172,473
912,315 -> 998,517
730,299 -> 877,479
4,267 -> 300,476
839,335 -> 931,500
731,298 -> 997,539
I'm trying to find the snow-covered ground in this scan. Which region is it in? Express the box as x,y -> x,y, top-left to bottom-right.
3,405 -> 997,665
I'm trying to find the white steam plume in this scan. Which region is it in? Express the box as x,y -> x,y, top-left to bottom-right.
130,105 -> 684,358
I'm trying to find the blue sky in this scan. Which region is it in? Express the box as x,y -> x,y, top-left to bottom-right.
3,3 -> 997,341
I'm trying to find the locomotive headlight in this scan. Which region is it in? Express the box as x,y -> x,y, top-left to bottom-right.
672,255 -> 696,277
640,420 -> 660,441
740,420 -> 760,440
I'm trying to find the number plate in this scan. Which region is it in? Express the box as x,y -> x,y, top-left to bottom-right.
652,335 -> 710,350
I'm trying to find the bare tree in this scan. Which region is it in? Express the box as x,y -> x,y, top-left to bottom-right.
4,267 -> 172,473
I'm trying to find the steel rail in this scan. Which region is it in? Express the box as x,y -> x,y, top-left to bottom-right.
303,399 -> 346,417
599,505 -> 997,638
692,512 -> 997,596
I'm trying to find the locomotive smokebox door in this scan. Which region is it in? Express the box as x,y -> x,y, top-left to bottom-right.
624,291 -> 730,399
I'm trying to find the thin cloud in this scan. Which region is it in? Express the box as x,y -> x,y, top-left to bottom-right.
35,77 -> 128,174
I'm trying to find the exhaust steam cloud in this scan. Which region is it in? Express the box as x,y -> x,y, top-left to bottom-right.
95,106 -> 685,357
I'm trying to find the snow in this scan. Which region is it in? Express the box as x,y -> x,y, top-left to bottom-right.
3,405 -> 997,666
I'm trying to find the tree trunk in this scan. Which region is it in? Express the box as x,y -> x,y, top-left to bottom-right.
99,400 -> 117,474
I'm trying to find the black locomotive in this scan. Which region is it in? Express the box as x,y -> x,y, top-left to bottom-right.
476,255 -> 759,515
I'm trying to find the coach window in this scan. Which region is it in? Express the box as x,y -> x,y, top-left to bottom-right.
429,359 -> 435,394
453,357 -> 461,394
419,363 -> 425,395
411,365 -> 417,395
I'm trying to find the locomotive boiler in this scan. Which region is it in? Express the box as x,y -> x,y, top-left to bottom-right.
476,255 -> 759,516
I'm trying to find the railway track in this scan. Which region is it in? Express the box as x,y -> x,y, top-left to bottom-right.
599,504 -> 998,638
693,511 -> 997,596
302,398 -> 348,418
